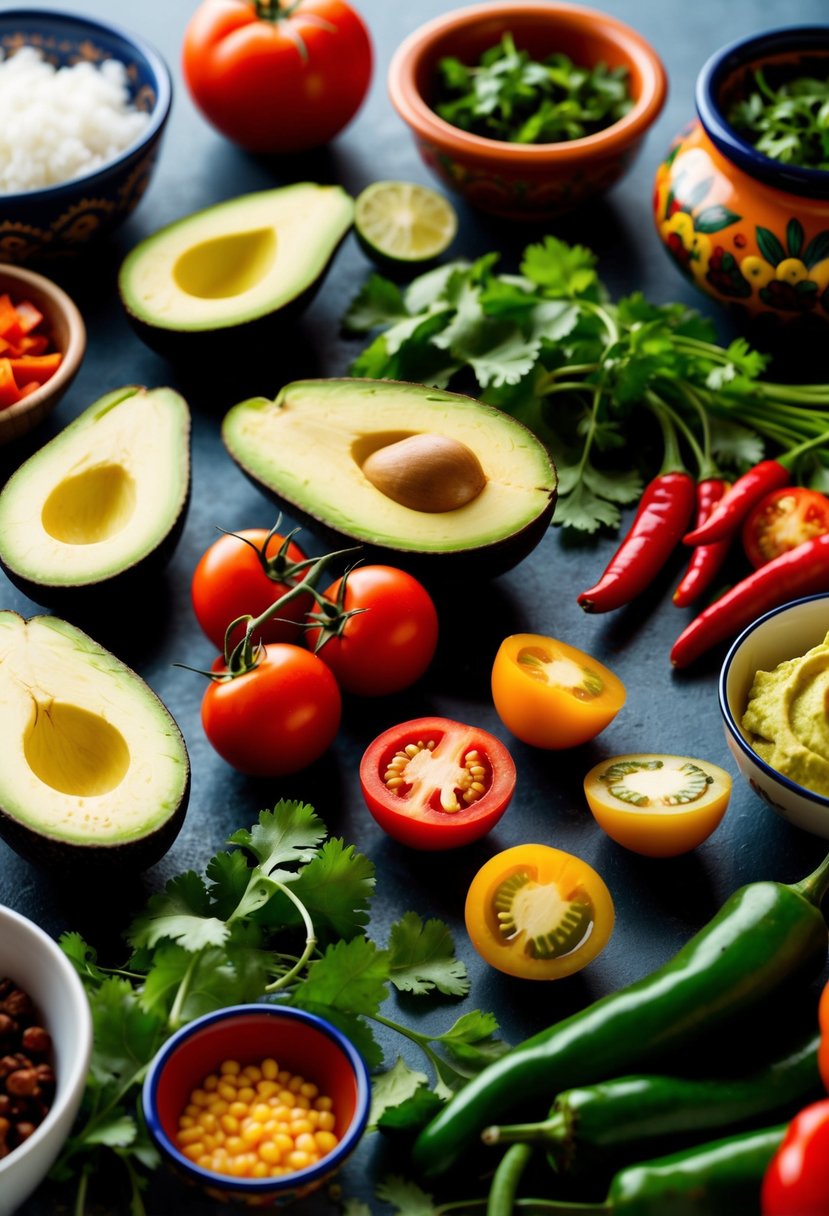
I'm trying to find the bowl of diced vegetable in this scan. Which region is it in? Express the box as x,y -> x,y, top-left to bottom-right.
0,264 -> 85,443
654,26 -> 829,323
0,9 -> 172,263
387,1 -> 667,220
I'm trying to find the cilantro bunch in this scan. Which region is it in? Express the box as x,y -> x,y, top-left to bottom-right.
727,68 -> 829,170
344,237 -> 829,533
54,802 -> 504,1214
434,33 -> 632,144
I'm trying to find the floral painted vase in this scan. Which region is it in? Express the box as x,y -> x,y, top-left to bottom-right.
654,27 -> 829,324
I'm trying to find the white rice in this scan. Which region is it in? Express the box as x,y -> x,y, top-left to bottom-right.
0,46 -> 152,193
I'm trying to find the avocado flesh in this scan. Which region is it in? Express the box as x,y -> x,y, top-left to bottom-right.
222,379 -> 557,556
118,184 -> 354,334
0,613 -> 189,861
0,386 -> 190,591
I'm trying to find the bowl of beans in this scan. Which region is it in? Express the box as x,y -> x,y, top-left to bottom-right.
0,903 -> 92,1216
142,1004 -> 371,1207
0,9 -> 172,263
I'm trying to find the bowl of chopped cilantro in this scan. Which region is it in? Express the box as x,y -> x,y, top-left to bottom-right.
388,1 -> 667,220
654,26 -> 829,323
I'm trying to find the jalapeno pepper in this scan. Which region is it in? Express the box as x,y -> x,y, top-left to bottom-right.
411,854 -> 829,1179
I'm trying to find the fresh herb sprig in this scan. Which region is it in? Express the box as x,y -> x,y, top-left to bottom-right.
727,68 -> 829,170
434,33 -> 632,144
344,237 -> 829,533
54,801 -> 505,1214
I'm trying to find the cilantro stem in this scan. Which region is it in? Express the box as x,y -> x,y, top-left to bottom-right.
580,298 -> 619,344
264,880 -> 317,992
168,950 -> 201,1029
74,1165 -> 90,1216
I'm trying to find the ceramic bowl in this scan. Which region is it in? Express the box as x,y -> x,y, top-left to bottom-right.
0,264 -> 86,444
388,1 -> 667,220
654,27 -> 829,324
0,904 -> 92,1216
719,593 -> 829,838
143,1004 -> 371,1208
0,10 -> 172,263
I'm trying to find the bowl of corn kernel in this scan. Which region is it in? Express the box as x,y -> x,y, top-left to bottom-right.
142,1004 -> 371,1207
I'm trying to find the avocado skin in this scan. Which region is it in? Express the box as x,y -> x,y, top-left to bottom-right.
0,767 -> 190,874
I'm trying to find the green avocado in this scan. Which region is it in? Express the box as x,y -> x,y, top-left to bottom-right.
118,184 -> 353,358
0,612 -> 190,871
222,378 -> 557,575
0,385 -> 190,604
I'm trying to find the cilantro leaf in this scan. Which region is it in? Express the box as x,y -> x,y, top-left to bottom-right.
60,932 -> 109,985
521,235 -> 598,297
285,838 -> 375,943
342,275 -> 408,333
86,977 -> 165,1090
387,912 -> 469,996
368,1057 -> 429,1130
81,1115 -> 137,1149
376,1088 -> 445,1136
127,872 -> 228,953
376,1175 -> 438,1216
553,479 -> 623,532
292,937 -> 389,1017
228,800 -> 326,879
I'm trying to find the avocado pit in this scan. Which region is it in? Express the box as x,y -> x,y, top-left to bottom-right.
361,432 -> 487,513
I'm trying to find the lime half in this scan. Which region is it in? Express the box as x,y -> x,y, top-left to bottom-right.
355,181 -> 458,267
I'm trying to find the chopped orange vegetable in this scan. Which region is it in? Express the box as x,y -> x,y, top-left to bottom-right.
9,354 -> 62,385
0,361 -> 20,408
0,295 -> 61,408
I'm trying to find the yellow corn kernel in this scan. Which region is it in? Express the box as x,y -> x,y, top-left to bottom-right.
315,1096 -> 333,1112
237,1086 -> 256,1103
289,1119 -> 313,1137
197,1153 -> 213,1169
292,1095 -> 311,1110
251,1160 -> 270,1178
315,1130 -> 338,1154
184,1103 -> 202,1118
256,1079 -> 278,1099
294,1132 -> 317,1155
274,1133 -> 294,1155
257,1140 -> 283,1165
220,1115 -> 239,1135
217,1082 -> 237,1102
272,1104 -> 292,1121
277,1070 -> 291,1085
191,1088 -> 211,1106
288,1075 -> 304,1093
203,1074 -> 219,1091
251,1103 -> 272,1123
277,1089 -> 294,1106
242,1124 -> 265,1146
181,1142 -> 205,1161
228,1101 -> 249,1119
220,1059 -> 241,1076
242,1065 -> 262,1083
316,1110 -> 336,1132
225,1135 -> 245,1156
261,1058 -> 278,1080
300,1082 -> 319,1100
178,1115 -> 195,1130
286,1149 -> 313,1170
177,1127 -> 205,1146
207,1098 -> 228,1117
197,1111 -> 218,1133
227,1156 -> 250,1177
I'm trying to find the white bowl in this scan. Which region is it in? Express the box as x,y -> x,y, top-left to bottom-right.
719,593 -> 829,838
0,905 -> 92,1216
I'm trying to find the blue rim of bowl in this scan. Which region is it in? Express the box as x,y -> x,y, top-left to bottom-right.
0,9 -> 172,202
696,25 -> 829,198
718,591 -> 829,810
142,1003 -> 371,1195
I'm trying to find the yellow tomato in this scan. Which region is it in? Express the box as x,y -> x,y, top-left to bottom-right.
583,753 -> 732,858
491,634 -> 626,749
464,844 -> 614,980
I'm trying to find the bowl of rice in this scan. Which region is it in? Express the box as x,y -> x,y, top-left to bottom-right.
0,10 -> 172,263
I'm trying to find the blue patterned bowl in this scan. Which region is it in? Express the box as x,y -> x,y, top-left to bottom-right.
0,10 -> 172,263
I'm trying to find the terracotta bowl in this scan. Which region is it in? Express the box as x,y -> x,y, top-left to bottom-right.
654,27 -> 829,324
388,1 -> 667,220
0,264 -> 85,445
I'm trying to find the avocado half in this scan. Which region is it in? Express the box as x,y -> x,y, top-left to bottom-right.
0,612 -> 190,872
0,385 -> 190,605
118,184 -> 354,359
222,378 -> 557,576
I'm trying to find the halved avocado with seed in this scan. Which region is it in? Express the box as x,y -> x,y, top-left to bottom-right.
0,612 -> 190,871
0,385 -> 190,605
222,378 -> 557,576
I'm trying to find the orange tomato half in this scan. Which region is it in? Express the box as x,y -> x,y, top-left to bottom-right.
464,844 -> 615,980
583,753 -> 732,857
491,634 -> 626,750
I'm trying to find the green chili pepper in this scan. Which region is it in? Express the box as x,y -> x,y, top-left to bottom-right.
483,1029 -> 821,1174
412,855 -> 829,1178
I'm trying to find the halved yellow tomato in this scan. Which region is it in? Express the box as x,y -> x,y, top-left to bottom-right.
464,844 -> 615,980
491,634 -> 626,749
583,753 -> 732,858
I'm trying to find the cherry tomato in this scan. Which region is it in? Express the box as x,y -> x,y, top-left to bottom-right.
762,1099 -> 829,1216
743,486 -> 829,569
202,644 -> 341,776
583,753 -> 732,858
359,716 -> 515,850
464,844 -> 614,981
191,528 -> 311,652
181,0 -> 373,154
491,634 -> 626,749
819,981 -> 829,1092
305,565 -> 438,696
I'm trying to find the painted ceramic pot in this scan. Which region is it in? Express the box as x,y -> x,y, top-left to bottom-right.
389,2 -> 667,221
654,27 -> 829,323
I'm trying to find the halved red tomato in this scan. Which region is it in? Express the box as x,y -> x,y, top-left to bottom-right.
465,844 -> 615,980
359,716 -> 516,850
743,487 -> 829,569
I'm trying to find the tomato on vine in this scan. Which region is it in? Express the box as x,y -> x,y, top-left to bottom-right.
305,565 -> 438,696
742,486 -> 829,569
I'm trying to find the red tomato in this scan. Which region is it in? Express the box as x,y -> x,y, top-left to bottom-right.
202,645 -> 341,776
743,487 -> 829,569
181,0 -> 373,154
191,528 -> 312,653
359,717 -> 516,849
305,566 -> 439,696
762,1099 -> 829,1216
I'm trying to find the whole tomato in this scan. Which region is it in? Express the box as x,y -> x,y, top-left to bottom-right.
182,0 -> 373,153
202,645 -> 341,776
305,565 -> 438,696
762,1099 -> 829,1216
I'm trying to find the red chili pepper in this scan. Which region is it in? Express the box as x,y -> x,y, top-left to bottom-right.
673,478 -> 731,607
670,532 -> 829,668
819,982 -> 829,1093
683,459 -> 790,548
761,1098 -> 829,1216
578,471 -> 695,614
